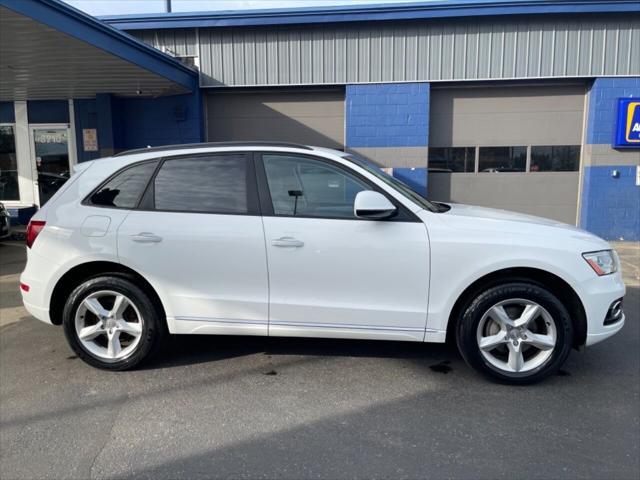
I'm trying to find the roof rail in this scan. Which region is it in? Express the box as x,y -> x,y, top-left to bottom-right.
112,141 -> 314,157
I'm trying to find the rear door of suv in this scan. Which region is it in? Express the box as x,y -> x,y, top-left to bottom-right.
117,152 -> 269,336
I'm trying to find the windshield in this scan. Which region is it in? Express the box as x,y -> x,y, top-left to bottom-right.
344,154 -> 440,213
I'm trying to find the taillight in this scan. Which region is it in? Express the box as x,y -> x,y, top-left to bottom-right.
26,220 -> 46,248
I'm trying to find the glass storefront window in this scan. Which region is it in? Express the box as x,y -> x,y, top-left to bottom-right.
33,128 -> 70,205
429,147 -> 475,172
0,126 -> 19,201
478,146 -> 527,172
530,146 -> 580,172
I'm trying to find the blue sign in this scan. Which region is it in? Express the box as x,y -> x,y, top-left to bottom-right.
614,98 -> 640,148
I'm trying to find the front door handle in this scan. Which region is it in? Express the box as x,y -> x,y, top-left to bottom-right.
130,232 -> 163,243
272,236 -> 304,248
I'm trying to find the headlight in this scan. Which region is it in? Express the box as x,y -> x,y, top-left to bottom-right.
583,250 -> 618,276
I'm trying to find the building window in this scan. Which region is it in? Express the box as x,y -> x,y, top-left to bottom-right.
428,147 -> 475,172
530,146 -> 580,172
0,126 -> 18,201
478,147 -> 527,172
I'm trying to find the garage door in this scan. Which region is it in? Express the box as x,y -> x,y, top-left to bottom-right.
428,84 -> 585,224
206,89 -> 344,148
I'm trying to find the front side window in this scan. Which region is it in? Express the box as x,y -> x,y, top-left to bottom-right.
262,154 -> 369,219
154,155 -> 248,214
429,147 -> 475,172
530,146 -> 580,172
91,160 -> 158,208
478,147 -> 527,172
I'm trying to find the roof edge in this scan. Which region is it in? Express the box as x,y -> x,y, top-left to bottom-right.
99,0 -> 640,30
0,0 -> 197,90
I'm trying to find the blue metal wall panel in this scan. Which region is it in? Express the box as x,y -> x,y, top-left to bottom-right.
73,98 -> 100,163
27,100 -> 69,124
112,91 -> 203,150
346,83 -> 429,148
102,1 -> 640,30
0,102 -> 14,123
580,165 -> 640,241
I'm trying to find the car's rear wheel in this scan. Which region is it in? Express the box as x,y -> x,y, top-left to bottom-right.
456,282 -> 573,384
63,276 -> 165,370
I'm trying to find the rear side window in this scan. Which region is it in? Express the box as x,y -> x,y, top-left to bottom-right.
90,161 -> 157,208
154,155 -> 248,214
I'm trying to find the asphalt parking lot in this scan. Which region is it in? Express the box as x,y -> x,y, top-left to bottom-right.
1,240 -> 639,480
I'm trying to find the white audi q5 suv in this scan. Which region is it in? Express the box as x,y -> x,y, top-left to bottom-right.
20,143 -> 625,383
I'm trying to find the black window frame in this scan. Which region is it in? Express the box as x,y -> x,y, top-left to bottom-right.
84,152 -> 261,216
254,151 -> 420,223
139,151 -> 260,216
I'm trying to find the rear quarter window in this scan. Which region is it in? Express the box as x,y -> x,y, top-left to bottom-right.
90,161 -> 158,209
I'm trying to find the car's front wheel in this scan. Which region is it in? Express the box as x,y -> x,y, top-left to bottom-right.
456,282 -> 573,384
63,276 -> 165,370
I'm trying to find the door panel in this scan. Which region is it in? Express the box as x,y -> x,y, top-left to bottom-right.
117,152 -> 269,336
118,212 -> 269,335
264,217 -> 430,340
258,152 -> 430,340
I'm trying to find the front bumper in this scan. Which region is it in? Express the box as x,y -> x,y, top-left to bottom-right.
581,271 -> 626,347
586,314 -> 625,346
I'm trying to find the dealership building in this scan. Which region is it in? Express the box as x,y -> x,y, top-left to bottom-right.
1,0 -> 638,239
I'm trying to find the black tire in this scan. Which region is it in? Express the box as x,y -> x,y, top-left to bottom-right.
62,275 -> 166,371
456,282 -> 573,384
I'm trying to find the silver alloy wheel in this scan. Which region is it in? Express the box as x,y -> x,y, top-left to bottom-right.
74,290 -> 144,362
476,298 -> 557,374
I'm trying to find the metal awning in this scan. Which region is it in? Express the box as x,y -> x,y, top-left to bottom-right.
0,0 -> 198,101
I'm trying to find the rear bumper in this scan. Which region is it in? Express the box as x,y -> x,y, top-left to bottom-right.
20,248 -> 58,325
23,300 -> 52,325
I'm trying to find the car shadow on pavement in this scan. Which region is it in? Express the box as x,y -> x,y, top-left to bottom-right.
146,334 -> 461,371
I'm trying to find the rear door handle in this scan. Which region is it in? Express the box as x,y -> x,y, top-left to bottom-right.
130,232 -> 163,243
272,237 -> 304,248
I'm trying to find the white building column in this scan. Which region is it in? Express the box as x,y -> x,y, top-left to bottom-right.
68,99 -> 78,167
12,101 -> 36,207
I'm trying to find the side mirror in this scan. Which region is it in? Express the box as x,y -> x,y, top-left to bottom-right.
354,191 -> 397,220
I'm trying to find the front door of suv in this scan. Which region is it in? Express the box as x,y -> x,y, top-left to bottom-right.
117,152 -> 269,336
257,153 -> 430,341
